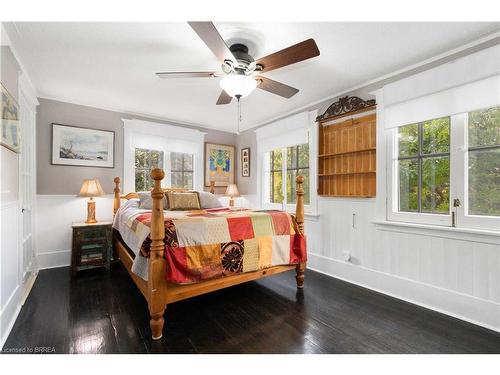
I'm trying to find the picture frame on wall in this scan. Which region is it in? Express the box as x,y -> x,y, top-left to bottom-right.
51,123 -> 115,168
205,142 -> 235,187
1,83 -> 20,153
241,147 -> 250,177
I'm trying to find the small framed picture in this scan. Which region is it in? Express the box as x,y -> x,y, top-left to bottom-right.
1,83 -> 20,153
241,147 -> 250,177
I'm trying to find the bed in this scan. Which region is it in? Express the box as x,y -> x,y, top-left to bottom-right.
112,168 -> 307,340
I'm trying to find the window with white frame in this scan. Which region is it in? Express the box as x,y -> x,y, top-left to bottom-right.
397,117 -> 450,215
389,105 -> 499,230
382,46 -> 499,231
264,143 -> 310,206
135,148 -> 164,191
170,152 -> 194,189
466,106 -> 500,217
123,119 -> 205,193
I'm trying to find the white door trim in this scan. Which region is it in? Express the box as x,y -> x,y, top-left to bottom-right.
18,74 -> 39,300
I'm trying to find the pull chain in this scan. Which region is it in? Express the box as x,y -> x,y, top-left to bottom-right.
237,97 -> 242,134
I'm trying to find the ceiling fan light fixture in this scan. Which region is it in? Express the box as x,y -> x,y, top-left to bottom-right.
219,74 -> 257,99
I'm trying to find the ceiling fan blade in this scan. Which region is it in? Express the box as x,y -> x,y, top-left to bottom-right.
188,22 -> 235,62
256,39 -> 320,73
216,90 -> 233,105
156,71 -> 217,79
256,76 -> 299,98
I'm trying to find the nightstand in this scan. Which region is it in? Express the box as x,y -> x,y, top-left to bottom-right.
71,222 -> 113,276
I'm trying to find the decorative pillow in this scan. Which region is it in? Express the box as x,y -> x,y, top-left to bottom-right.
138,191 -> 169,210
198,191 -> 223,209
166,191 -> 201,211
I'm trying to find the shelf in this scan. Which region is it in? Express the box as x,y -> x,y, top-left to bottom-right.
318,147 -> 376,158
319,171 -> 375,177
318,111 -> 376,198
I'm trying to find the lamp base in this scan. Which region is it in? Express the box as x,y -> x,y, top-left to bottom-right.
229,198 -> 235,207
86,199 -> 97,224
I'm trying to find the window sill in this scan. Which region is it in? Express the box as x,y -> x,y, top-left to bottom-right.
373,220 -> 499,245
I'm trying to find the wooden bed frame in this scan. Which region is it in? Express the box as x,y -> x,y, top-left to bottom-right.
112,168 -> 306,340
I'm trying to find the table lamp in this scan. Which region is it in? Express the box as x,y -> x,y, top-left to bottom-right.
225,184 -> 240,207
79,179 -> 105,224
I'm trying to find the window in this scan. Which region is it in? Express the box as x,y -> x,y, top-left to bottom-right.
135,148 -> 164,191
286,144 -> 310,204
398,117 -> 450,214
467,106 -> 500,216
390,105 -> 500,230
265,143 -> 310,206
170,152 -> 194,189
269,149 -> 284,203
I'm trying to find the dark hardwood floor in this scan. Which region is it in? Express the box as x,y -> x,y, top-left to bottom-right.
3,264 -> 500,354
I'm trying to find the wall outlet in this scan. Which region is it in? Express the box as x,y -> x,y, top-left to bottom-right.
343,251 -> 351,262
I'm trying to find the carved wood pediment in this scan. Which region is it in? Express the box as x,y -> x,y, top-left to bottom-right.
316,95 -> 376,122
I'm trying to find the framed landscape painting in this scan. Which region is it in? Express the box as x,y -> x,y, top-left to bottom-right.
52,123 -> 115,168
205,142 -> 235,187
1,83 -> 20,153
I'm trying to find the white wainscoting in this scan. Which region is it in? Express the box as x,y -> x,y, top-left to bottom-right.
1,200 -> 21,346
304,197 -> 500,332
36,195 -> 114,269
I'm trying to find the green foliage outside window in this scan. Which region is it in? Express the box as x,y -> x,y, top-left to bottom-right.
468,106 -> 500,216
135,148 -> 164,191
269,144 -> 310,205
398,117 -> 450,214
171,152 -> 194,189
286,144 -> 310,204
269,149 -> 283,203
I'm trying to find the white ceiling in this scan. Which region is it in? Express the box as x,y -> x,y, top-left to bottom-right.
8,22 -> 500,133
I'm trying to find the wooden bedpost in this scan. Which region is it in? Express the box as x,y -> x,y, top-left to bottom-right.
295,175 -> 306,289
148,168 -> 168,340
113,177 -> 121,216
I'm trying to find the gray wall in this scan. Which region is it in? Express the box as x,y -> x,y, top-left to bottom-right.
1,46 -> 20,203
36,98 -> 237,195
236,128 -> 257,195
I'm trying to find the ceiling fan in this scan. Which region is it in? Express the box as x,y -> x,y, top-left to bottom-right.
156,22 -> 320,105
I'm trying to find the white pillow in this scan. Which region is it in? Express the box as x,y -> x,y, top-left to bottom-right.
199,191 -> 223,209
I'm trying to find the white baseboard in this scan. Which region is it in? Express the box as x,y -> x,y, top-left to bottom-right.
37,250 -> 71,270
307,253 -> 500,333
0,286 -> 22,349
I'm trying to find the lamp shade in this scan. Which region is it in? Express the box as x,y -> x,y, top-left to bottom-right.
225,184 -> 240,198
79,179 -> 105,197
219,74 -> 257,98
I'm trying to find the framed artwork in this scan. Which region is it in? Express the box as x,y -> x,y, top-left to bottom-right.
51,123 -> 115,168
205,142 -> 235,187
241,147 -> 250,177
1,83 -> 20,153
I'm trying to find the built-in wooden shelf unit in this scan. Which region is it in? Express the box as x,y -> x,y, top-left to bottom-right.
316,96 -> 377,198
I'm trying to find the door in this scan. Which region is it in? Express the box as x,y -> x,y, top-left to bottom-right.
18,90 -> 37,299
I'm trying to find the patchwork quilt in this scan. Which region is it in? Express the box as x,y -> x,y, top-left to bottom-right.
112,199 -> 306,284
